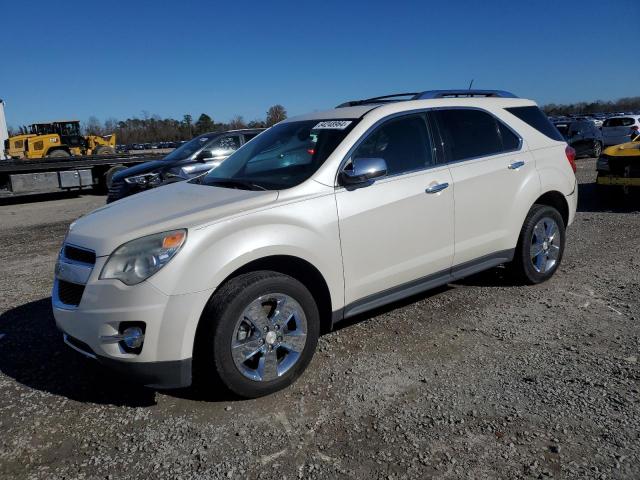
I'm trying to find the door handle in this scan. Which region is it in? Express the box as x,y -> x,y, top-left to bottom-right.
508,161 -> 525,170
425,182 -> 449,194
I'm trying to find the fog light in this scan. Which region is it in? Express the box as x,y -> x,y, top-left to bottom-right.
122,327 -> 144,349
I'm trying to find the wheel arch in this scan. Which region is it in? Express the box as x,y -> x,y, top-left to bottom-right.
207,255 -> 334,335
534,190 -> 569,226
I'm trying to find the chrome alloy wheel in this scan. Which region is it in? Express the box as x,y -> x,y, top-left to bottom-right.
231,293 -> 307,382
530,217 -> 561,274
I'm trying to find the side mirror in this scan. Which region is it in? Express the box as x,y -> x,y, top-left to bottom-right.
196,150 -> 214,161
340,157 -> 388,186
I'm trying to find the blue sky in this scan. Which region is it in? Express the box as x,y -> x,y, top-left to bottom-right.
3,0 -> 638,128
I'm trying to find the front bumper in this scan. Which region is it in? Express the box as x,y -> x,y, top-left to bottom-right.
63,333 -> 192,388
52,261 -> 213,388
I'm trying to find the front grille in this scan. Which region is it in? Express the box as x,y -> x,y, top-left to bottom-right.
57,280 -> 86,306
64,245 -> 96,265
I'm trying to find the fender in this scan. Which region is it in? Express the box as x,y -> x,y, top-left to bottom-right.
149,193 -> 345,310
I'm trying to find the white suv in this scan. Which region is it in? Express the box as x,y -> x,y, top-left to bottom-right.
53,90 -> 577,398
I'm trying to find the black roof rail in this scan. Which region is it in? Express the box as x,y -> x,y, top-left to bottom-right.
336,89 -> 518,108
336,92 -> 419,108
415,89 -> 518,99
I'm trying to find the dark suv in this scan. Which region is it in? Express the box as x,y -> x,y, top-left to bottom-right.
552,119 -> 603,158
107,129 -> 264,203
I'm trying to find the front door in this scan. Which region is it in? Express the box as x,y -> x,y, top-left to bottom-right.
335,113 -> 455,306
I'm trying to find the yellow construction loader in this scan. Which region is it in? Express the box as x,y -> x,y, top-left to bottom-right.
5,120 -> 116,159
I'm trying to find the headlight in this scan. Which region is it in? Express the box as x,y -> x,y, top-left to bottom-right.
100,229 -> 186,285
124,172 -> 161,186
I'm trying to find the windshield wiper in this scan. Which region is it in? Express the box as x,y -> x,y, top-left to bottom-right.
205,178 -> 267,191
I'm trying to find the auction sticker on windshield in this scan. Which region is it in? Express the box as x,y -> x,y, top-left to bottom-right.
313,120 -> 353,130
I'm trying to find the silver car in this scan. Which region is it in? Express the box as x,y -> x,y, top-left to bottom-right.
601,115 -> 640,146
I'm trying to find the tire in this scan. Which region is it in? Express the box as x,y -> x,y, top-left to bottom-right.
94,145 -> 116,156
47,149 -> 70,158
592,141 -> 602,158
105,165 -> 126,189
195,271 -> 320,398
509,204 -> 566,285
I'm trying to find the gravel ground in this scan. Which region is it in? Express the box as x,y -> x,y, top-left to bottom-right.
0,160 -> 638,479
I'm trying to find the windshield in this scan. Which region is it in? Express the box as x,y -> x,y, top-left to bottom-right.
163,133 -> 217,162
199,119 -> 358,190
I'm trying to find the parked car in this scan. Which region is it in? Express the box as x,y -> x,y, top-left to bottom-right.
601,115 -> 640,146
107,129 -> 264,202
552,118 -> 603,157
52,89 -> 577,398
596,132 -> 640,195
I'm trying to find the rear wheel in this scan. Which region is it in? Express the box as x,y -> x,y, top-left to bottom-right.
195,271 -> 320,398
592,141 -> 602,158
47,149 -> 70,158
509,204 -> 566,284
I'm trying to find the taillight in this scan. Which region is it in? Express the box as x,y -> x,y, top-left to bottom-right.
565,145 -> 576,173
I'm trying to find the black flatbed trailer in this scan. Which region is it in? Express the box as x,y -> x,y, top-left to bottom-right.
0,153 -> 164,197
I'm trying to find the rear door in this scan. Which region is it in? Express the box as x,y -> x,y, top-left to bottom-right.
433,108 -> 536,266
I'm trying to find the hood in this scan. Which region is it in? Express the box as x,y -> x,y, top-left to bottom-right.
113,160 -> 172,181
66,181 -> 279,256
603,141 -> 640,158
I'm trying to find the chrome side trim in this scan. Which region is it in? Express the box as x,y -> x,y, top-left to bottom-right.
63,333 -> 97,360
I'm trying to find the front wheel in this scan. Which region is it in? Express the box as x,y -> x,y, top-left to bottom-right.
509,204 -> 566,284
195,271 -> 320,398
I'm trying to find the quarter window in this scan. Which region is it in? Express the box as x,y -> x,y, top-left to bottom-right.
499,122 -> 521,151
352,114 -> 433,176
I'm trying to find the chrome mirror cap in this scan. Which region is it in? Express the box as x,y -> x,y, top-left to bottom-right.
340,157 -> 388,185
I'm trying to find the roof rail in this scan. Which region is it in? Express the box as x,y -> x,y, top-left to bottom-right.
336,93 -> 419,108
336,89 -> 518,108
415,89 -> 518,99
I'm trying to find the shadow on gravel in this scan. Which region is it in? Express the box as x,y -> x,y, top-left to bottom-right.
578,182 -> 640,213
0,298 -> 242,405
0,297 -> 158,407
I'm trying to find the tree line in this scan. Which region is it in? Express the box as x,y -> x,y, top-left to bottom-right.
542,96 -> 640,116
9,105 -> 288,145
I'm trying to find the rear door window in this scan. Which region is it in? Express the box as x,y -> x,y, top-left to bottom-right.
433,109 -> 516,162
602,117 -> 634,128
